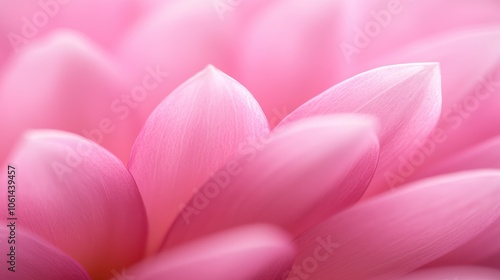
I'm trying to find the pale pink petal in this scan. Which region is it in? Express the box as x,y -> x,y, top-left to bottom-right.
237,0 -> 346,120
414,136 -> 500,181
116,0 -> 235,126
0,228 -> 90,280
0,0 -> 139,52
162,115 -> 379,249
129,225 -> 294,280
291,170 -> 500,280
0,30 -> 138,164
278,63 -> 442,196
339,0 -> 500,68
362,27 -> 500,176
399,266 -> 500,280
1,130 -> 147,279
237,0 -> 500,120
128,65 -> 269,252
364,28 -> 500,112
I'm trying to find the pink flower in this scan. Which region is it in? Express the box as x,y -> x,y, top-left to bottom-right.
2,64 -> 500,280
1,1 -> 500,279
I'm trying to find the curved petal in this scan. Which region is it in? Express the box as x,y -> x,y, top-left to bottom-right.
363,28 -> 500,177
365,28 -> 500,114
428,218 -> 500,267
0,228 -> 90,280
399,266 -> 500,280
237,0 -> 500,120
291,170 -> 500,280
1,130 -> 147,279
129,225 -> 294,280
0,30 -> 139,164
162,115 -> 379,249
278,63 -> 442,196
128,65 -> 269,252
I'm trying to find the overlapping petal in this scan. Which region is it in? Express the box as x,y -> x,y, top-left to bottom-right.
339,0 -> 500,68
128,66 -> 269,252
237,0 -> 500,119
278,63 -> 441,196
1,130 -> 147,279
162,115 -> 379,249
129,225 -> 294,280
363,28 -> 500,174
0,228 -> 91,280
414,136 -> 500,181
0,30 -> 138,164
291,170 -> 500,280
116,0 -> 235,125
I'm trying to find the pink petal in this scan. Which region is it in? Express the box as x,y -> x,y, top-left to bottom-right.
116,0 -> 235,126
0,0 -> 139,52
481,253 -> 500,269
414,136 -> 500,181
0,228 -> 90,280
237,0 -> 346,120
0,30 -> 138,164
1,130 -> 147,279
339,0 -> 500,67
362,27 -> 500,175
129,225 -> 294,280
291,170 -> 500,280
399,266 -> 500,280
128,65 -> 269,252
428,217 -> 500,267
237,0 -> 500,120
162,115 -> 379,249
278,63 -> 442,196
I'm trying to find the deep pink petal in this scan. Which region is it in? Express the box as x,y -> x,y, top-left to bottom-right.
278,63 -> 442,196
481,253 -> 500,270
0,31 -> 138,164
399,266 -> 500,280
162,115 -> 379,249
428,217 -> 500,268
128,65 -> 269,252
129,225 -> 294,280
0,228 -> 90,280
1,130 -> 147,279
291,170 -> 500,280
